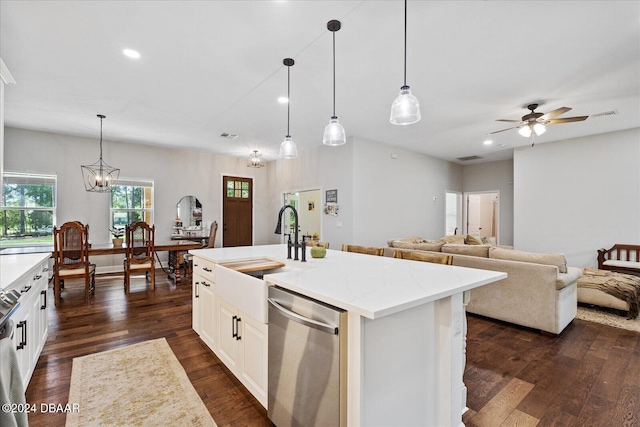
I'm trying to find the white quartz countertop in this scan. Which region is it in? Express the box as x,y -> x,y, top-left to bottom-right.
1,252 -> 51,291
190,244 -> 506,319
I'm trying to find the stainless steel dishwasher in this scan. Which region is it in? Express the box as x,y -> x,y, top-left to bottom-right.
268,286 -> 347,427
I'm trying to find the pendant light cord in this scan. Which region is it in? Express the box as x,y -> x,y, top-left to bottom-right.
99,116 -> 104,161
287,65 -> 291,136
403,0 -> 407,87
332,30 -> 336,118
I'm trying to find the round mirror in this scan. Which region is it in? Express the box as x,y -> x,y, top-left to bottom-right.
176,196 -> 202,230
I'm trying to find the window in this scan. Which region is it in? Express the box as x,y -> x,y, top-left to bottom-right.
110,179 -> 154,234
1,172 -> 57,247
226,180 -> 250,199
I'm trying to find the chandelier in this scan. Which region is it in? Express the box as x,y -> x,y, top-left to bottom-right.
81,114 -> 120,192
247,150 -> 265,168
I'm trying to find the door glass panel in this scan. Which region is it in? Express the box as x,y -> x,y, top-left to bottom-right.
227,188 -> 234,197
227,181 -> 234,189
241,182 -> 249,190
241,190 -> 249,198
235,189 -> 241,197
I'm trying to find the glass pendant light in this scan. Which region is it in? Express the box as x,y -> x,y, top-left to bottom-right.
81,114 -> 120,192
390,0 -> 421,125
323,20 -> 346,146
279,58 -> 298,159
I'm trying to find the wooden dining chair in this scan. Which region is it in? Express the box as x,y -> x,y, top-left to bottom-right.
393,250 -> 453,265
183,221 -> 218,282
307,241 -> 330,249
341,244 -> 384,256
52,221 -> 96,306
123,221 -> 155,293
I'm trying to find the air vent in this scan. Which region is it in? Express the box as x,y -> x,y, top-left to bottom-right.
457,155 -> 483,161
220,133 -> 238,140
591,110 -> 618,118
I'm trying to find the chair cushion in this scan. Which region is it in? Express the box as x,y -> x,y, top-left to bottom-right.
128,263 -> 153,270
58,265 -> 95,277
603,260 -> 640,269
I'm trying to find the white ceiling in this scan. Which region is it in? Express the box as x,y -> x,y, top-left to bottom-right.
1,1 -> 639,165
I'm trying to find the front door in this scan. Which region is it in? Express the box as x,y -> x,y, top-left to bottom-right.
223,176 -> 253,247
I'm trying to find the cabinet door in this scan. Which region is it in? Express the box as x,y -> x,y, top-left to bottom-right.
199,279 -> 217,351
192,274 -> 202,334
11,305 -> 31,387
38,277 -> 48,349
239,312 -> 268,407
29,286 -> 42,369
217,299 -> 239,372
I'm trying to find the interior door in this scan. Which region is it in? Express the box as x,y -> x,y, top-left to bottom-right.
223,176 -> 253,247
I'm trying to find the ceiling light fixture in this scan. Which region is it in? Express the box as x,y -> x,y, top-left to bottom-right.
279,58 -> 298,159
81,114 -> 120,193
518,123 -> 546,138
122,48 -> 140,59
390,0 -> 421,125
323,20 -> 346,146
247,150 -> 265,168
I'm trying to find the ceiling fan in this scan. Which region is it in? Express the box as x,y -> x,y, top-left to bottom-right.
489,103 -> 588,139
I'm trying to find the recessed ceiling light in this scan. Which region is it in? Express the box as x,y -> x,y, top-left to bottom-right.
499,143 -> 507,147
123,49 -> 141,59
278,97 -> 289,104
483,140 -> 493,145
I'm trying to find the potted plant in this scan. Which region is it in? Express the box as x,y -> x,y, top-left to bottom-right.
110,228 -> 125,247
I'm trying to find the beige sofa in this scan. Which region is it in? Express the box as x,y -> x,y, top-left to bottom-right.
385,237 -> 582,334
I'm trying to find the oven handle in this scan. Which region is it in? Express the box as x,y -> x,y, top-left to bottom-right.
268,298 -> 338,335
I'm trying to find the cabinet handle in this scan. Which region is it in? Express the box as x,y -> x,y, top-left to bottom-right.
33,274 -> 42,280
203,267 -> 212,272
41,290 -> 47,310
202,281 -> 211,287
236,317 -> 242,341
16,320 -> 26,350
195,282 -> 200,298
194,263 -> 199,268
232,315 -> 238,338
21,285 -> 32,294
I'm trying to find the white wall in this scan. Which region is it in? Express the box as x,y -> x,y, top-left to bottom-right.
514,128 -> 640,268
351,137 -> 463,245
462,159 -> 514,246
4,127 -> 270,267
265,140 -> 354,250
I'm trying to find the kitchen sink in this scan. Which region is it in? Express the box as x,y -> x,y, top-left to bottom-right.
214,258 -> 288,323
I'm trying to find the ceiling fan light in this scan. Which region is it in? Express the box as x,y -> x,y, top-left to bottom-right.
533,123 -> 546,136
390,86 -> 421,125
279,135 -> 298,159
323,117 -> 346,146
518,125 -> 533,138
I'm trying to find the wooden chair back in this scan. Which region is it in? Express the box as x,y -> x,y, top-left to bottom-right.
307,241 -> 330,249
53,221 -> 91,271
393,250 -> 453,265
342,244 -> 384,256
126,222 -> 155,264
206,221 -> 218,248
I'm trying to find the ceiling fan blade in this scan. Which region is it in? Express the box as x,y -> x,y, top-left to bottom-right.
538,107 -> 571,121
487,126 -> 521,135
496,119 -> 524,123
547,116 -> 588,124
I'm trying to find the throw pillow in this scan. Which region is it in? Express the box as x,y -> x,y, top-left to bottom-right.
439,235 -> 466,245
442,243 -> 490,258
387,236 -> 425,247
465,235 -> 484,245
489,246 -> 568,273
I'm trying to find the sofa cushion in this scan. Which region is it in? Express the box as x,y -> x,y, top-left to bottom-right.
442,243 -> 490,258
490,246 -> 568,273
413,241 -> 445,252
439,235 -> 466,245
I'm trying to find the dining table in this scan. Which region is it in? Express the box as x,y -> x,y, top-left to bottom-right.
0,240 -> 203,284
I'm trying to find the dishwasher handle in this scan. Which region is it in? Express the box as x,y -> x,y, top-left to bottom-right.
268,298 -> 338,335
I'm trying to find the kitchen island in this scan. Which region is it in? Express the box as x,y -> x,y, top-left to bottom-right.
189,244 -> 506,426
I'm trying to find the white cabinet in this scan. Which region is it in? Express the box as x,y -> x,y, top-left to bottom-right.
190,254 -> 267,409
5,255 -> 49,390
216,297 -> 268,408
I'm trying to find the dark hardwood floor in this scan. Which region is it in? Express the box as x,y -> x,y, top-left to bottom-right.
25,273 -> 640,426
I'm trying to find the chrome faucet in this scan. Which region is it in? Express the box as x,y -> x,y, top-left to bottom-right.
275,204 -> 306,262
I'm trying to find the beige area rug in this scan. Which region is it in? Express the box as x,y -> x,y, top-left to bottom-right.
576,305 -> 640,333
66,338 -> 216,427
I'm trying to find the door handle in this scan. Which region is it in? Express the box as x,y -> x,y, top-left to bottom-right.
268,298 -> 339,335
